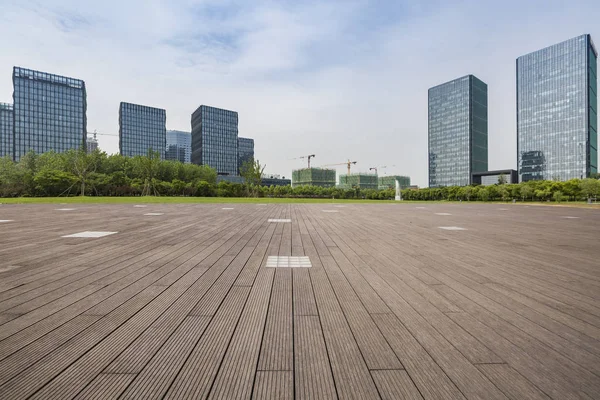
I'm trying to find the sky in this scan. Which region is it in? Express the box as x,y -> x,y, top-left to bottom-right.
0,0 -> 599,186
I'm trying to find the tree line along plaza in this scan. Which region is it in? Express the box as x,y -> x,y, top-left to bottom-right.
0,34 -> 597,193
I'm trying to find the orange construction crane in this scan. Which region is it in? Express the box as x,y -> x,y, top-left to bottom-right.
321,159 -> 358,175
293,154 -> 316,168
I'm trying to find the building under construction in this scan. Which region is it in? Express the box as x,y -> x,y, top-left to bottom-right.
338,173 -> 378,189
378,175 -> 411,190
292,168 -> 336,188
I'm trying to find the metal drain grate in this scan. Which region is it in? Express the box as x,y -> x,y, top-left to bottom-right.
266,256 -> 312,268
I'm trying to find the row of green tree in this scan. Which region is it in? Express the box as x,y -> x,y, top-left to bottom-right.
0,150 -> 217,197
1,150 -> 599,201
400,179 -> 600,202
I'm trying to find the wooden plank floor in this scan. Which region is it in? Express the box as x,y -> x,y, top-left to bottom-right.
0,202 -> 599,399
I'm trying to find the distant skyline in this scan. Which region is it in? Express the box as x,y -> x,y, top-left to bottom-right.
1,0 -> 599,186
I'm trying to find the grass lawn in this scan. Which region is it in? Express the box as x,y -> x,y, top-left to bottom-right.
0,196 -> 402,204
1,196 -> 599,208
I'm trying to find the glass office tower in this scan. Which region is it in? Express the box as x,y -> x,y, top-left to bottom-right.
119,102 -> 166,158
428,75 -> 488,187
191,105 -> 238,175
0,103 -> 13,158
238,137 -> 254,173
12,67 -> 87,161
517,34 -> 597,181
165,130 -> 191,163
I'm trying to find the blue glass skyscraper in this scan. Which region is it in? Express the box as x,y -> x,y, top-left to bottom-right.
165,130 -> 191,163
238,137 -> 254,173
0,103 -> 13,158
12,67 -> 87,161
517,34 -> 597,181
191,105 -> 238,175
428,75 -> 488,187
119,102 -> 166,158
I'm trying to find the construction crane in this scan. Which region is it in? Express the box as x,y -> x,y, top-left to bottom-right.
87,130 -> 118,137
292,154 -> 316,168
321,159 -> 358,175
369,165 -> 396,176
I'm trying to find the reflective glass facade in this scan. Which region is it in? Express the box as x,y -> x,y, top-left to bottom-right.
165,130 -> 191,163
12,67 -> 86,161
517,34 -> 597,181
119,102 -> 166,158
191,105 -> 238,175
0,103 -> 13,158
238,137 -> 254,173
428,75 -> 488,187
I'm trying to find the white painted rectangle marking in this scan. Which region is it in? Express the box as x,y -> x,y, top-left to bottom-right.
416,207 -> 426,209
257,204 -> 267,206
435,213 -> 452,216
439,226 -> 467,231
322,210 -> 339,213
266,256 -> 312,268
333,205 -> 346,208
62,231 -> 118,238
0,220 -> 14,223
144,213 -> 164,216
222,207 -> 234,210
56,208 -> 76,211
562,216 -> 580,219
134,205 -> 148,208
268,219 -> 291,223
498,208 -> 509,211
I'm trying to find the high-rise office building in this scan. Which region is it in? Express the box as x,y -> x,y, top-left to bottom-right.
428,75 -> 488,187
119,102 -> 166,158
86,134 -> 99,153
517,34 -> 597,181
0,103 -> 13,158
191,105 -> 238,175
165,130 -> 191,163
12,67 -> 87,161
238,137 -> 254,173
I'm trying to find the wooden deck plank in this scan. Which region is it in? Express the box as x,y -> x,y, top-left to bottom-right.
372,313 -> 466,400
294,315 -> 337,400
119,315 -> 212,399
0,203 -> 598,399
257,268 -> 293,371
301,215 -> 380,399
253,371 -> 294,400
163,286 -> 251,399
73,373 -> 136,400
476,364 -> 551,400
371,370 -> 424,400
208,268 -> 275,398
